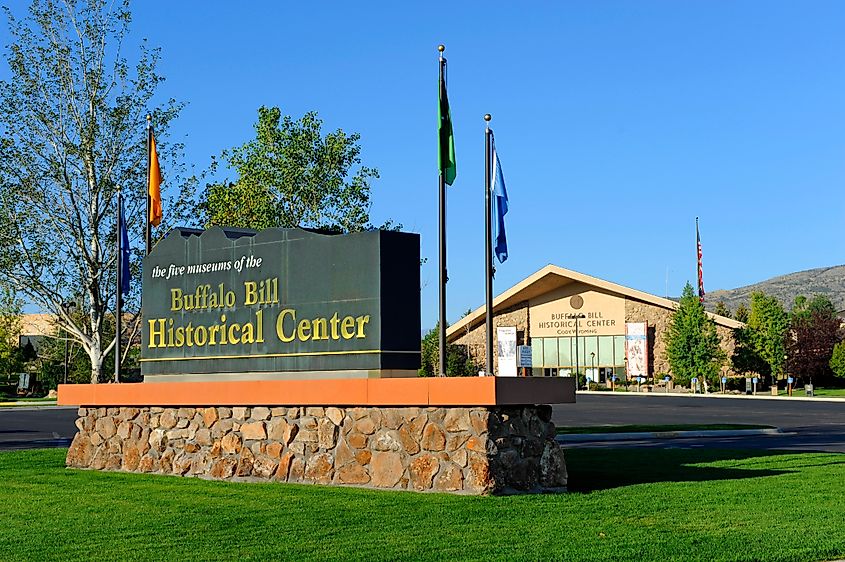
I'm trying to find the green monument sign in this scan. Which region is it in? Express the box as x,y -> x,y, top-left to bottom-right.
141,227 -> 420,381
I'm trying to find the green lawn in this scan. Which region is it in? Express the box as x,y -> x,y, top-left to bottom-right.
0,396 -> 56,403
2,448 -> 845,561
557,423 -> 773,434
778,387 -> 845,398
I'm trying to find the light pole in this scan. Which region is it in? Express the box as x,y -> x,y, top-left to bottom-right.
784,354 -> 790,397
60,301 -> 76,385
566,313 -> 585,389
590,351 -> 595,389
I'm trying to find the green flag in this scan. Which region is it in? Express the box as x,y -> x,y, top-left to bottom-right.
438,59 -> 456,185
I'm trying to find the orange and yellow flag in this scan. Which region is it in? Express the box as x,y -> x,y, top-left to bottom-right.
148,130 -> 162,227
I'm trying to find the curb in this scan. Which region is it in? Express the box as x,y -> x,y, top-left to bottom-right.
0,401 -> 58,407
576,391 -> 845,403
556,428 -> 783,443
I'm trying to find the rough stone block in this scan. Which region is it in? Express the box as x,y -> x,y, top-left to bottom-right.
370,451 -> 403,488
318,418 -> 338,449
444,409 -> 472,432
372,429 -> 402,452
325,407 -> 344,427
336,463 -> 370,485
305,453 -> 334,484
221,432 -> 242,455
240,421 -> 267,440
159,410 -> 177,430
409,454 -> 439,491
95,417 -> 116,439
251,407 -> 271,421
421,423 -> 446,451
433,462 -> 463,492
398,426 -> 420,455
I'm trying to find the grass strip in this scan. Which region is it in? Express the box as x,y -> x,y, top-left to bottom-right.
1,447 -> 844,561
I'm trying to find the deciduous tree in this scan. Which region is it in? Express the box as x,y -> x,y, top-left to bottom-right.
200,106 -> 379,232
0,0 -> 181,382
786,295 -> 842,385
744,292 -> 788,386
830,341 -> 845,381
0,285 -> 23,377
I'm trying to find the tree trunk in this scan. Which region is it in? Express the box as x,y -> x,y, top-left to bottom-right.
87,337 -> 103,384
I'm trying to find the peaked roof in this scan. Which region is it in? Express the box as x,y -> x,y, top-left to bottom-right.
446,264 -> 744,341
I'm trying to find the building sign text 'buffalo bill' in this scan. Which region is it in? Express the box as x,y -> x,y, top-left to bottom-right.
141,227 -> 421,380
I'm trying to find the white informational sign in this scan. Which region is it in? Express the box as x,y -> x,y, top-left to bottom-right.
625,322 -> 648,380
496,326 -> 518,377
517,345 -> 532,368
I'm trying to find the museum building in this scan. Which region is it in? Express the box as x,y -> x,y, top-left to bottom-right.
446,265 -> 743,381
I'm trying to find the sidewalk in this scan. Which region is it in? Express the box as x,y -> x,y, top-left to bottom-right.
576,390 -> 845,403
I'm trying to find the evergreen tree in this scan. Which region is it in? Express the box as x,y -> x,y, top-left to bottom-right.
419,323 -> 478,377
666,283 -> 724,388
714,301 -> 732,318
734,303 -> 749,323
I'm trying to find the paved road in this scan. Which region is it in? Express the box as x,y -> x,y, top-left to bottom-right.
2,394 -> 845,452
553,393 -> 845,452
0,406 -> 77,450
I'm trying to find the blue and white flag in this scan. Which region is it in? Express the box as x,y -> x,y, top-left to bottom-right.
119,194 -> 131,295
492,136 -> 509,263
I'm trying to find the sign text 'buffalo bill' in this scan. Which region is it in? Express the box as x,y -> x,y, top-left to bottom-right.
141,227 -> 421,380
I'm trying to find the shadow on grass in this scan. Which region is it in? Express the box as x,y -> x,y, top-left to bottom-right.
564,448 -> 803,493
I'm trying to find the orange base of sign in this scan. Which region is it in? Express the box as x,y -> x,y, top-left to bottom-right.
58,376 -> 575,407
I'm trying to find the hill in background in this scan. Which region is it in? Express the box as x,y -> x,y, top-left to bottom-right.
706,265 -> 845,316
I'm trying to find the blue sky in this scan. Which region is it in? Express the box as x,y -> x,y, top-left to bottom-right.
4,1 -> 845,329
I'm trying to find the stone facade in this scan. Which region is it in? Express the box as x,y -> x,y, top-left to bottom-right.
625,298 -> 738,377
452,295 -> 738,378
66,404 -> 566,495
452,301 -> 529,374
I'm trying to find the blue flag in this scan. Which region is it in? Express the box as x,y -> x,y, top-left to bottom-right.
492,136 -> 509,263
119,195 -> 131,295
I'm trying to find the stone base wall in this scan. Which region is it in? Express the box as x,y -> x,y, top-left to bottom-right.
67,405 -> 567,495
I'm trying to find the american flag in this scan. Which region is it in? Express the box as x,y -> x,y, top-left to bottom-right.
696,218 -> 704,303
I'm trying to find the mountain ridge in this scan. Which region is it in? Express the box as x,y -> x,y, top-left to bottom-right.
705,264 -> 845,315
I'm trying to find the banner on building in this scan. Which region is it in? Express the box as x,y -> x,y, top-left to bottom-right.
496,326 -> 518,377
625,322 -> 648,379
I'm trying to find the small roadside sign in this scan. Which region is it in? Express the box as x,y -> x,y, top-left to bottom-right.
721,377 -> 727,384
517,345 -> 532,368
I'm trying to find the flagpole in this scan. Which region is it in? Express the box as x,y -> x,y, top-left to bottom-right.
145,114 -> 152,256
484,115 -> 494,376
696,216 -> 704,303
115,187 -> 122,383
438,45 -> 448,377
